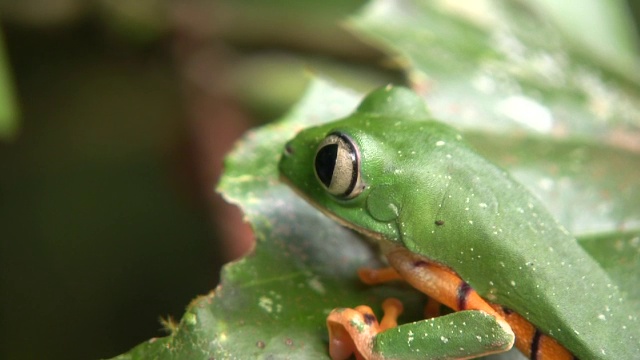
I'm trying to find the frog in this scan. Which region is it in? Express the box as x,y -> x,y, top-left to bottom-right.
278,85 -> 640,359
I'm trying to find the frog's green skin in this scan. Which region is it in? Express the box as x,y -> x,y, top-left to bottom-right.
279,86 -> 640,359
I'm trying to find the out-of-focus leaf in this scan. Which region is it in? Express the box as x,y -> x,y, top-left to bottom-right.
0,30 -> 19,139
529,0 -> 640,76
577,230 -> 640,301
214,0 -> 374,59
0,0 -> 88,26
463,132 -> 640,235
98,0 -> 169,42
350,0 -> 640,145
229,54 -> 400,122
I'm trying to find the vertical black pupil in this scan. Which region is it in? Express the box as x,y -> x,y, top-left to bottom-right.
315,144 -> 338,188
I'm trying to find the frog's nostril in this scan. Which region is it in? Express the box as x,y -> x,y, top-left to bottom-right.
284,142 -> 294,156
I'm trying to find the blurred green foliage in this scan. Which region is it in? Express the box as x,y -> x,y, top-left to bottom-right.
0,30 -> 18,139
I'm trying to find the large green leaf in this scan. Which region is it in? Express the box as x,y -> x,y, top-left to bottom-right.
114,0 -> 640,359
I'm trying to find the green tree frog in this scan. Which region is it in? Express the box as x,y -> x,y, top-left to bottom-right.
278,86 -> 639,359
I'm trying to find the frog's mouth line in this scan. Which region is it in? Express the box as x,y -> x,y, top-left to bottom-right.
279,174 -> 394,249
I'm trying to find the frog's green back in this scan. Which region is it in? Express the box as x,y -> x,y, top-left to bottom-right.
393,127 -> 639,359
279,87 -> 640,359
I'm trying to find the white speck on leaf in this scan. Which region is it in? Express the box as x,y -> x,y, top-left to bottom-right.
408,330 -> 414,345
308,277 -> 326,294
259,297 -> 273,313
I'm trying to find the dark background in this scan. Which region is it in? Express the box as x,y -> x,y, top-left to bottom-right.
0,23 -> 220,360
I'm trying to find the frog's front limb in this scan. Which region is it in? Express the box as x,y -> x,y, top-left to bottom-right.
327,298 -> 404,360
327,300 -> 514,360
386,246 -> 575,360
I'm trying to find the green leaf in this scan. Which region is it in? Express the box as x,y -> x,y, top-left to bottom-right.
578,230 -> 640,302
463,132 -> 640,237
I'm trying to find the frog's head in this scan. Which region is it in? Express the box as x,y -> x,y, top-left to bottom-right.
279,86 -> 441,245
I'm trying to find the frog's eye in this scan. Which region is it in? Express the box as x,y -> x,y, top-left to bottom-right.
314,132 -> 363,199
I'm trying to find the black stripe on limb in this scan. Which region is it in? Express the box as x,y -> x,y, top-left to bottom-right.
413,260 -> 428,268
363,313 -> 376,326
530,329 -> 542,360
456,282 -> 471,310
502,306 -> 514,315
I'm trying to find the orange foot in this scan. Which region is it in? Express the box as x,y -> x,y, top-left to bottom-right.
326,298 -> 403,360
